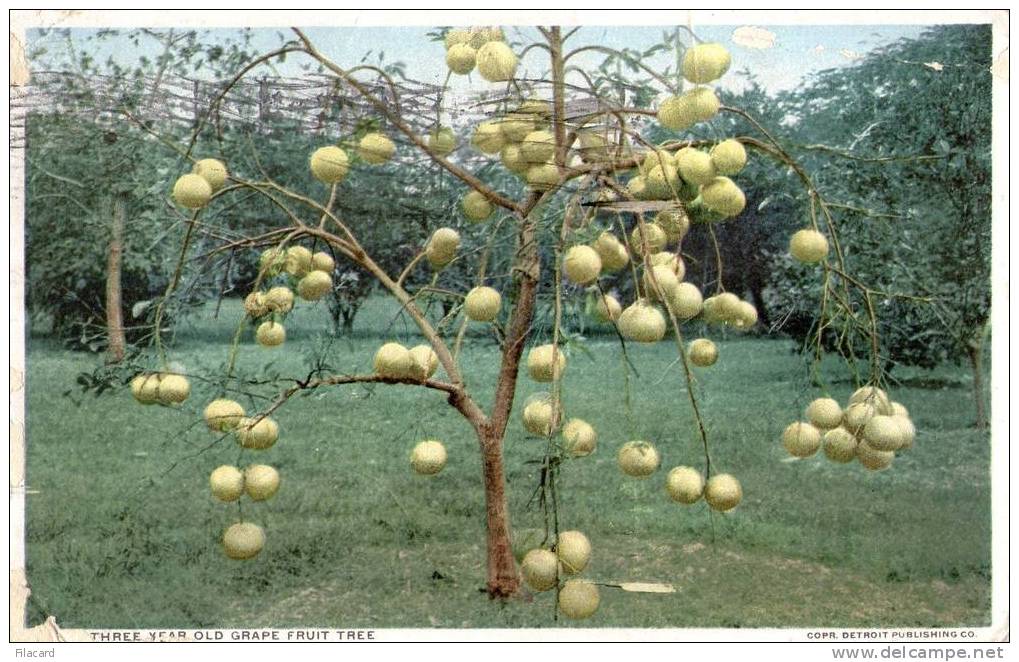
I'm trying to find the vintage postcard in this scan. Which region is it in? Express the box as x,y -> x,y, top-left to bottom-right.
7,8 -> 1009,654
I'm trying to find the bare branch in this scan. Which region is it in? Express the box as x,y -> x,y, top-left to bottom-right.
563,45 -> 676,91
292,28 -> 524,217
184,45 -> 304,159
795,142 -> 948,164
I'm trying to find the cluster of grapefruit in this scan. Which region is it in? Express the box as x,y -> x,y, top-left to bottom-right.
783,386 -> 916,470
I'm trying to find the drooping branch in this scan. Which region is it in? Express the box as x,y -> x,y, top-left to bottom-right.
342,64 -> 406,117
549,27 -> 568,168
25,155 -> 87,188
151,207 -> 200,363
718,106 -> 893,383
301,225 -> 487,426
793,142 -> 949,164
653,273 -> 714,477
453,216 -> 509,361
193,226 -> 294,262
184,45 -> 305,159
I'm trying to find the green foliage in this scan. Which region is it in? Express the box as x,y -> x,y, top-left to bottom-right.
767,25 -> 993,371
25,28 -> 263,350
25,111 -> 177,348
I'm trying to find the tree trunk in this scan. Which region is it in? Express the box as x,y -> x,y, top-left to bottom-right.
341,309 -> 356,333
478,429 -> 519,597
749,282 -> 771,329
967,335 -> 987,429
105,194 -> 127,363
477,210 -> 540,598
328,223 -> 532,599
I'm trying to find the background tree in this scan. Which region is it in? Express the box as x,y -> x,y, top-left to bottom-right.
25,28 -> 264,354
767,25 -> 992,426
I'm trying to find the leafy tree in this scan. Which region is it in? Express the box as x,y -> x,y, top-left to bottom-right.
769,25 -> 992,425
26,102 -> 177,353
25,28 -> 262,353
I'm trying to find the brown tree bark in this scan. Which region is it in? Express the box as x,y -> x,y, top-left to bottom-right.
476,215 -> 540,598
467,30 -> 561,598
488,220 -> 539,440
105,194 -> 127,363
967,335 -> 987,429
478,429 -> 520,597
314,223 -> 530,598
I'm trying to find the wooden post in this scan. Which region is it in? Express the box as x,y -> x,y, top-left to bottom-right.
192,78 -> 201,129
968,334 -> 988,429
258,77 -> 270,131
105,193 -> 127,363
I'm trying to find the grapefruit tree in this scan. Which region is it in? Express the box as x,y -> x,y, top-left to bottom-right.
128,25 -> 919,616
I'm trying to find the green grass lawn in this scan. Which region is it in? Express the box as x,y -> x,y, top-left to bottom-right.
23,296 -> 992,629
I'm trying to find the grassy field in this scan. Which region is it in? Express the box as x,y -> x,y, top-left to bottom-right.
24,296 -> 992,629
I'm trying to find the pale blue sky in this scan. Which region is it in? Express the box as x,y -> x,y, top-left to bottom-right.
30,23 -> 933,95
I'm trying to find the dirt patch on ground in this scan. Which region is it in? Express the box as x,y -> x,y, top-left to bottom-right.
233,538 -> 991,629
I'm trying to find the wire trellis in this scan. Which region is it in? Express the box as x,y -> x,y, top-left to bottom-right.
11,69 -> 618,153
